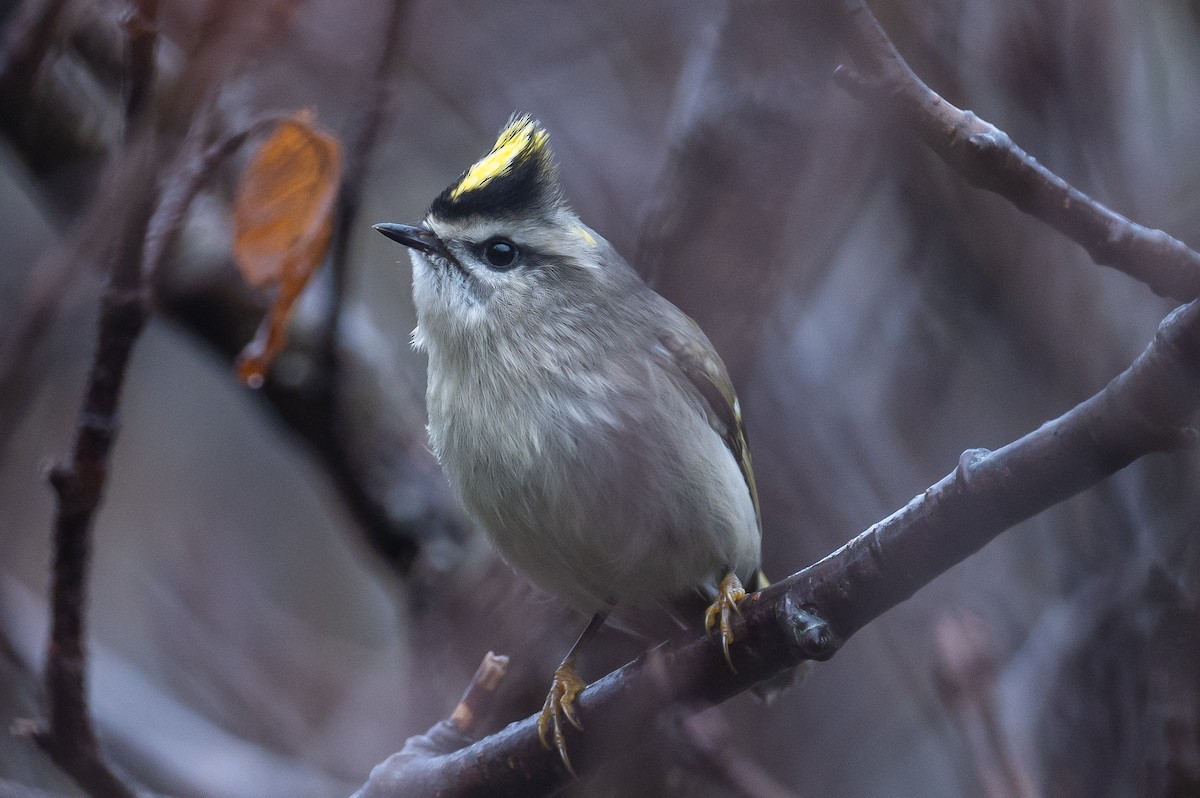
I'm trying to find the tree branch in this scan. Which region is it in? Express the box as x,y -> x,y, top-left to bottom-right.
23,106 -> 300,797
34,140 -> 158,798
355,653 -> 511,798
31,8 -> 163,792
829,0 -> 1200,301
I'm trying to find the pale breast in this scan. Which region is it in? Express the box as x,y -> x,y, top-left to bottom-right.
428,349 -> 760,618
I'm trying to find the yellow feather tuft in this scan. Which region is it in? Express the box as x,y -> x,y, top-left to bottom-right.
449,116 -> 548,201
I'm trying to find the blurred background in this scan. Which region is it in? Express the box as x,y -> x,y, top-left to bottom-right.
1,0 -> 1198,795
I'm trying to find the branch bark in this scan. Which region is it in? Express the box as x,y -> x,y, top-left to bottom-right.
31,3 -> 165,790
35,140 -> 158,798
829,0 -> 1200,302
356,653 -> 511,798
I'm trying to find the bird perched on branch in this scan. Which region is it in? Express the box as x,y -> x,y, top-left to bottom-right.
375,115 -> 765,774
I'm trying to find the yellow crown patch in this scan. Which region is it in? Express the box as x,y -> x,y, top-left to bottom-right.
449,116 -> 549,201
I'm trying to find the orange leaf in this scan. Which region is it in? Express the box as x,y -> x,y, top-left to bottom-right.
231,112 -> 342,387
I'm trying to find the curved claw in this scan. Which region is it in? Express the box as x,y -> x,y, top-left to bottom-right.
704,572 -> 747,672
537,662 -> 587,777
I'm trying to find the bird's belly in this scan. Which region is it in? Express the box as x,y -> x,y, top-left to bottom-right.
435,391 -> 760,618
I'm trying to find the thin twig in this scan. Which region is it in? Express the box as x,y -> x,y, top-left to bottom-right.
35,141 -> 160,798
0,0 -> 160,414
447,652 -> 511,739
355,653 -> 511,798
24,106 -> 298,797
829,0 -> 1200,301
30,8 -> 163,792
143,109 -> 293,283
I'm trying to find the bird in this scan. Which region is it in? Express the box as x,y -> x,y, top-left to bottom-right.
374,115 -> 764,774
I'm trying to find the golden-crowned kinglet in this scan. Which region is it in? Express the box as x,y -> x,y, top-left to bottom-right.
375,115 -> 764,772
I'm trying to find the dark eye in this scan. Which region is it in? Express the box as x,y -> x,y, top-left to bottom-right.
483,238 -> 518,270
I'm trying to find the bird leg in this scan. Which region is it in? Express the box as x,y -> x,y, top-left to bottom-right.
537,609 -> 608,776
704,571 -> 747,671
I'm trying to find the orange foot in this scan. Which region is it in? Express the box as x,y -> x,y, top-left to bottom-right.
537,661 -> 587,776
704,571 -> 747,671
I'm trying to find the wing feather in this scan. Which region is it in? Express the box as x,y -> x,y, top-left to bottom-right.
655,320 -> 761,535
